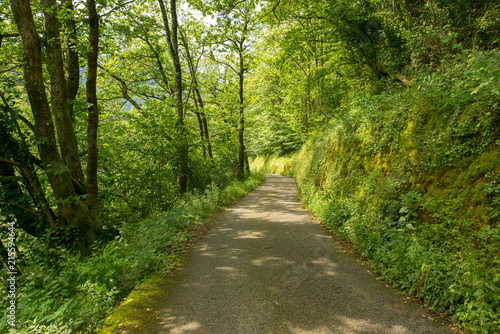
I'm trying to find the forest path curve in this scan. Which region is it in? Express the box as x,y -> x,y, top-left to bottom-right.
133,174 -> 457,334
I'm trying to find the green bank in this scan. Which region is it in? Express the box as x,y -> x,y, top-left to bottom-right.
251,51 -> 500,333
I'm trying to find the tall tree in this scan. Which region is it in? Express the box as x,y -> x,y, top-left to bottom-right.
179,26 -> 213,160
86,0 -> 101,233
158,0 -> 189,194
41,0 -> 84,184
210,0 -> 260,179
8,0 -> 101,250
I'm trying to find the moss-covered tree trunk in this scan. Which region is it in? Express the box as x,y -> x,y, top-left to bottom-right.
41,0 -> 85,185
9,0 -> 101,250
61,0 -> 80,121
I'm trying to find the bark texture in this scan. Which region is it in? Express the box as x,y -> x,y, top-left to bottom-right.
62,0 -> 80,121
10,0 -> 76,227
41,0 -> 84,184
9,0 -> 101,250
85,0 -> 102,242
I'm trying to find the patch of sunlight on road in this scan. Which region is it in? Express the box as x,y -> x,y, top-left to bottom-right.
287,324 -> 333,333
215,266 -> 236,271
336,316 -> 411,334
311,258 -> 338,276
251,256 -> 294,267
170,321 -> 201,333
235,230 -> 266,239
215,228 -> 233,232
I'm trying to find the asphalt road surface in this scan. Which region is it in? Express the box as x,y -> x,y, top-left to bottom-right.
152,174 -> 457,333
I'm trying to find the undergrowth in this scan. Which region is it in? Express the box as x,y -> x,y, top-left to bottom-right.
0,173 -> 264,333
251,50 -> 500,333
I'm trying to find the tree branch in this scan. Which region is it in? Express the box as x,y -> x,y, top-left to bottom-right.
0,198 -> 40,218
0,64 -> 22,74
0,94 -> 35,132
100,0 -> 136,17
134,90 -> 165,101
212,57 -> 239,75
262,0 -> 281,22
98,63 -> 144,111
0,33 -> 20,49
16,114 -> 35,132
140,35 -> 174,95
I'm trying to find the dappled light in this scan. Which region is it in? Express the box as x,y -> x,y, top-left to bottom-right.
1,0 -> 498,331
120,175 -> 457,334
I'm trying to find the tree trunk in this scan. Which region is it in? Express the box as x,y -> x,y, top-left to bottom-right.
10,0 -> 100,251
10,0 -> 78,228
304,58 -> 311,133
41,0 -> 85,185
85,0 -> 102,243
237,52 -> 246,180
180,30 -> 214,161
1,96 -> 57,229
194,110 -> 206,158
304,83 -> 311,133
245,152 -> 250,173
0,238 -> 21,275
202,113 -> 213,160
0,159 -> 42,237
62,0 -> 80,122
158,0 -> 188,194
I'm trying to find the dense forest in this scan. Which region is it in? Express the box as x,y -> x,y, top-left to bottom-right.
0,0 -> 499,332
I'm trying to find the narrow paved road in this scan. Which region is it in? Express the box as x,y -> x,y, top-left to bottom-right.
153,174 -> 456,333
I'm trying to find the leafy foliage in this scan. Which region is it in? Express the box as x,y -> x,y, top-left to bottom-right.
250,47 -> 500,332
1,0 -> 500,332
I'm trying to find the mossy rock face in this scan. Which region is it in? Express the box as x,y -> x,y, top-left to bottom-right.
467,150 -> 499,179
